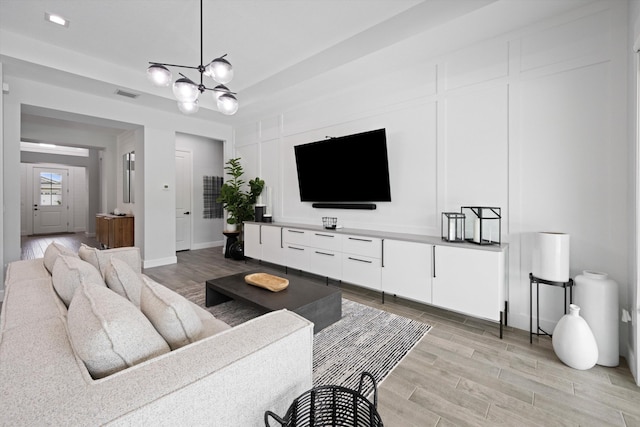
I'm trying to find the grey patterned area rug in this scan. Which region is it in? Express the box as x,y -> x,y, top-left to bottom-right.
177,283 -> 431,390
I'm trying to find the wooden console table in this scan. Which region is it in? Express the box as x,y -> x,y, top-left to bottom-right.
96,214 -> 134,248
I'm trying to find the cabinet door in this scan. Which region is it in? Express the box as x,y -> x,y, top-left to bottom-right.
243,224 -> 261,259
342,253 -> 381,290
381,240 -> 432,303
433,245 -> 505,321
261,225 -> 284,265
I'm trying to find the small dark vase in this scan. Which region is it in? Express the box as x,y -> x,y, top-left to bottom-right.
228,241 -> 245,260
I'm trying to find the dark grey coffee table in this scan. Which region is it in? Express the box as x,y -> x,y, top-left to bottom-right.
205,271 -> 342,333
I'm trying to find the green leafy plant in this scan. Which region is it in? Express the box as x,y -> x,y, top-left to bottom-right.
217,158 -> 265,234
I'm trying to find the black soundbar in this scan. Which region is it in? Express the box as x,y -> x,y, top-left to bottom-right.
312,203 -> 377,210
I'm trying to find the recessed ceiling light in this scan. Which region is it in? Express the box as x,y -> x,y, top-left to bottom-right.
45,12 -> 69,28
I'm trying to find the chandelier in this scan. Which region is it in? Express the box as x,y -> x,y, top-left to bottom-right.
146,0 -> 238,116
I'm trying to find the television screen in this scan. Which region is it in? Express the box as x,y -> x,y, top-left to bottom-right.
294,128 -> 391,203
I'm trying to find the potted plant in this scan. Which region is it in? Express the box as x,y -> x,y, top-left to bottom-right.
217,157 -> 264,239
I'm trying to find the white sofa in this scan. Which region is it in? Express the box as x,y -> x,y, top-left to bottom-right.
0,244 -> 313,426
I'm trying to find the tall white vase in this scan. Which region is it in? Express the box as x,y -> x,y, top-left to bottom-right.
552,304 -> 598,370
574,271 -> 619,367
532,232 -> 570,282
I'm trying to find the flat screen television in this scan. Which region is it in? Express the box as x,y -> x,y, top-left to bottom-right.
294,128 -> 391,203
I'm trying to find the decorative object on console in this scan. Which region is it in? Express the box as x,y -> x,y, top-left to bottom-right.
322,217 -> 337,229
441,212 -> 465,243
574,271 -> 619,367
146,0 -> 238,115
552,304 -> 598,370
532,232 -> 570,282
461,206 -> 501,245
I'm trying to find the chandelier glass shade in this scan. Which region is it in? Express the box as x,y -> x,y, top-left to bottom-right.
146,0 -> 238,116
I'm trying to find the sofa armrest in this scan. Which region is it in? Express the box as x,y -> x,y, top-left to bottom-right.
87,310 -> 313,425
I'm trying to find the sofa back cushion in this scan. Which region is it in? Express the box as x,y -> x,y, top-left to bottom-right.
67,282 -> 170,379
79,244 -> 141,276
52,255 -> 106,307
140,276 -> 204,350
104,258 -> 143,308
43,242 -> 78,274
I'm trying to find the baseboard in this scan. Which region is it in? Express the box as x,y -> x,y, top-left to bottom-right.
143,256 -> 177,269
191,240 -> 224,250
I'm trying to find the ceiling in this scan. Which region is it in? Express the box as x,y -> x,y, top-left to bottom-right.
0,0 -> 598,132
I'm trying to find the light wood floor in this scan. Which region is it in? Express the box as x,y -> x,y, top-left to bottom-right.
19,233 -> 640,427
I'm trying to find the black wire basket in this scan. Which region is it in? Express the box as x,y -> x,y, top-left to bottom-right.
265,372 -> 383,427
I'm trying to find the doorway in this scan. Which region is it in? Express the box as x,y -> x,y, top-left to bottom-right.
32,166 -> 68,234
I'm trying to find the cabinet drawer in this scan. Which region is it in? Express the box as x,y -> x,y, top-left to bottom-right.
308,231 -> 342,251
342,253 -> 381,290
309,249 -> 342,280
342,235 -> 381,258
284,244 -> 309,271
283,228 -> 308,246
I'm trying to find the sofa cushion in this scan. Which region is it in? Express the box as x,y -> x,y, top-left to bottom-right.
79,244 -> 141,276
67,281 -> 170,379
104,258 -> 143,308
140,276 -> 204,350
43,242 -> 78,274
52,255 -> 106,307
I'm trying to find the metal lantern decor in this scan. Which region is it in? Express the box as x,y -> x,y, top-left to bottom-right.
461,206 -> 501,246
441,212 -> 465,243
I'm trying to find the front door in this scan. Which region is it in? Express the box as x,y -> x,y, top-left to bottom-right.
33,167 -> 69,234
176,150 -> 192,251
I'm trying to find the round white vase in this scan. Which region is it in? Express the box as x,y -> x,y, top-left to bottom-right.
574,271 -> 619,367
552,304 -> 598,370
226,223 -> 237,232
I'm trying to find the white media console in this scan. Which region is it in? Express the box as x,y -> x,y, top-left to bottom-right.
244,222 -> 508,336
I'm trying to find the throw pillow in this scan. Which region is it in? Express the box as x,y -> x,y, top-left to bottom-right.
140,276 -> 203,350
43,242 -> 78,274
78,243 -> 101,272
51,255 -> 106,307
104,258 -> 143,308
67,281 -> 170,379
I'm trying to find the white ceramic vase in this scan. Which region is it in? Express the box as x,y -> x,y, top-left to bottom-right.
226,223 -> 237,232
552,304 -> 598,370
574,271 -> 619,367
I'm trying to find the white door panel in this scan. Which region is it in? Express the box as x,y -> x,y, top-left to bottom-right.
176,150 -> 192,251
33,167 -> 68,234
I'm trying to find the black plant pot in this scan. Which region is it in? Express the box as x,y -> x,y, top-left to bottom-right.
228,241 -> 245,261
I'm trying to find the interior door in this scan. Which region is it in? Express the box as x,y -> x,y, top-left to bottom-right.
175,150 -> 192,251
33,167 -> 69,234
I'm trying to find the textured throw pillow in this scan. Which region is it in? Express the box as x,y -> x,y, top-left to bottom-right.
43,242 -> 78,274
67,282 -> 170,379
104,258 -> 143,307
140,276 -> 203,350
78,243 -> 101,272
52,255 -> 106,307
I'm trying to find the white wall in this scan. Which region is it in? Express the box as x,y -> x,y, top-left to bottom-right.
1,75 -> 233,273
175,132 -> 225,250
234,1 -> 629,351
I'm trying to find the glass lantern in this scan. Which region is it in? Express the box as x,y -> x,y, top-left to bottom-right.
441,212 -> 465,243
461,206 -> 501,245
